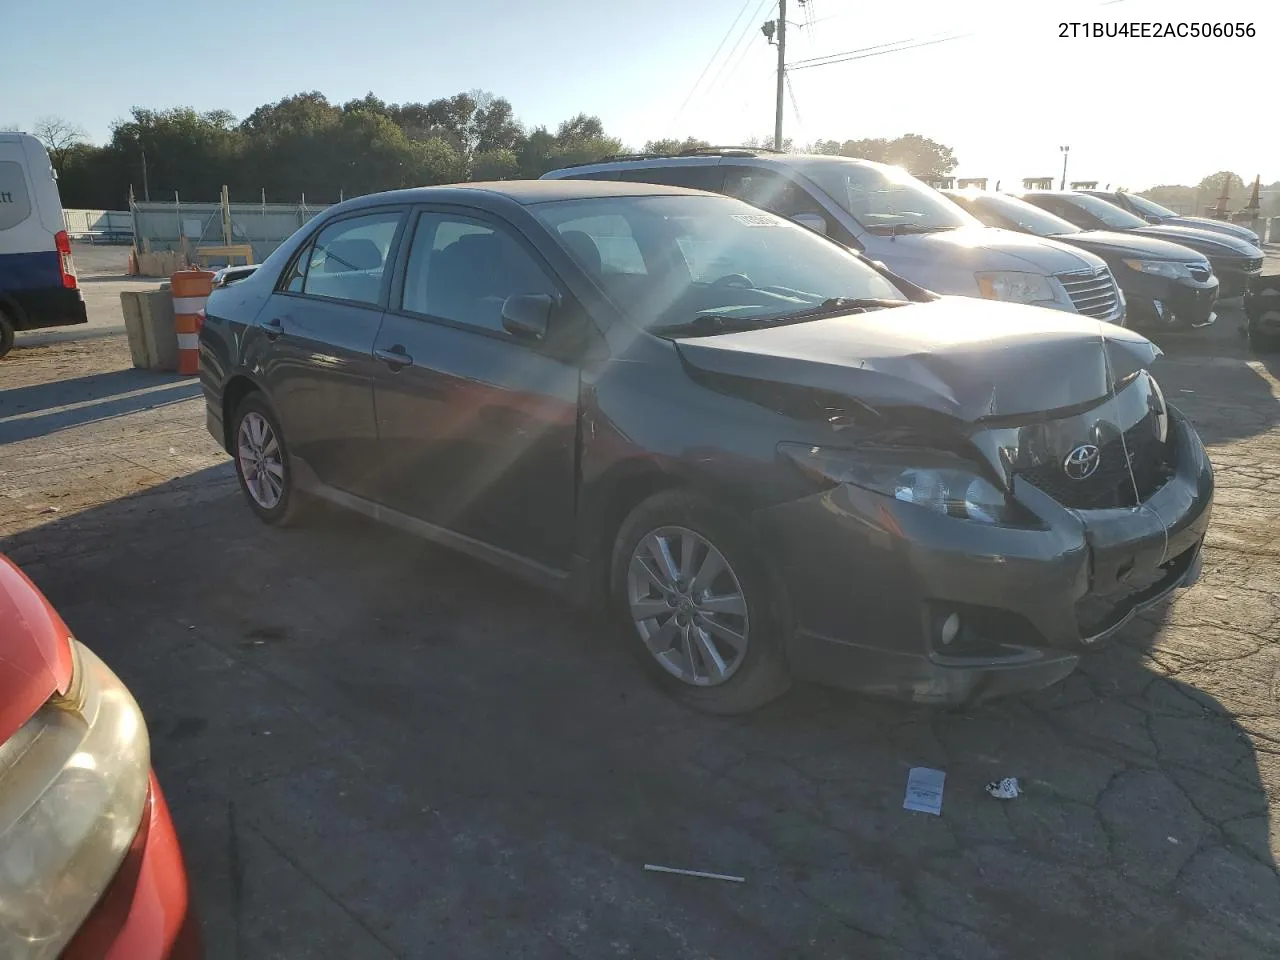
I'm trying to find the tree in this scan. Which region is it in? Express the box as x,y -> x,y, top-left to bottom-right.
1197,171 -> 1244,197
811,134 -> 957,179
33,116 -> 88,175
471,148 -> 519,181
642,137 -> 711,156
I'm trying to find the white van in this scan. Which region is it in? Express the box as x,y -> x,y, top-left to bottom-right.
0,132 -> 86,356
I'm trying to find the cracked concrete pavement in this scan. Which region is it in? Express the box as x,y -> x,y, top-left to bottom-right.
1,276 -> 1279,958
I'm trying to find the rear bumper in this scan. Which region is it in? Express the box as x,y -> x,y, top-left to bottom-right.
5,286 -> 88,329
756,412 -> 1213,705
62,776 -> 202,960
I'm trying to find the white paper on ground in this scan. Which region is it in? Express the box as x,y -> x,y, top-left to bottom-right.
903,767 -> 946,815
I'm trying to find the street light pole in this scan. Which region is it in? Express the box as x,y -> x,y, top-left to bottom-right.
1059,145 -> 1070,190
774,0 -> 787,150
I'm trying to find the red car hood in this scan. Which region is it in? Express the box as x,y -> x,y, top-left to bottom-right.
0,555 -> 74,742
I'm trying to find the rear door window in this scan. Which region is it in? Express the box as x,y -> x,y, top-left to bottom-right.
298,211 -> 402,305
0,161 -> 33,231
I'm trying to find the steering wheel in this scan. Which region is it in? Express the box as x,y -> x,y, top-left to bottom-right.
711,273 -> 753,289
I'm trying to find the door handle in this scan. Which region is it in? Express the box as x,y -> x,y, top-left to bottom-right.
262,317 -> 284,340
375,345 -> 414,370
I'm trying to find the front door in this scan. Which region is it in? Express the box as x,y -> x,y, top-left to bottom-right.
370,208 -> 579,570
257,208 -> 404,495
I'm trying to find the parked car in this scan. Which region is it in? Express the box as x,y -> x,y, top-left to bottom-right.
0,132 -> 88,357
1244,273 -> 1280,351
542,150 -> 1126,324
200,181 -> 1213,713
1081,189 -> 1262,248
945,190 -> 1218,330
1019,191 -> 1264,296
0,554 -> 200,960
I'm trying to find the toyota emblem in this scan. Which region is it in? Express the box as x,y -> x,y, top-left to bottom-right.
1063,444 -> 1101,481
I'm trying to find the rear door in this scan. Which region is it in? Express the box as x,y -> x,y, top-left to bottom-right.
369,207 -> 580,569
256,207 -> 405,496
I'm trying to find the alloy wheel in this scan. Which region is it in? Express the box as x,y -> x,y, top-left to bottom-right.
626,525 -> 749,687
237,411 -> 285,510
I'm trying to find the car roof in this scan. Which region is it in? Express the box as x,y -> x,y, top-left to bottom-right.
543,152 -> 896,178
333,179 -> 701,213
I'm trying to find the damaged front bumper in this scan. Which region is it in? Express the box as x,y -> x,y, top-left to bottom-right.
755,412 -> 1213,705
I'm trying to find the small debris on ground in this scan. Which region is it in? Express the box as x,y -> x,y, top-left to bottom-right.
644,864 -> 745,883
904,767 -> 946,815
985,777 -> 1021,800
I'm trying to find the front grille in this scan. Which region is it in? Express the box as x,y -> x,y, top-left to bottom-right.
1059,268 -> 1122,319
1242,257 -> 1264,273
1019,413 -> 1172,510
1188,263 -> 1212,282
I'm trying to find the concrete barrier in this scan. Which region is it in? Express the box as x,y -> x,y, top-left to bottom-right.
120,285 -> 179,371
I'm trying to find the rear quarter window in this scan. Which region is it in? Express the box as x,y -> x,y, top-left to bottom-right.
0,161 -> 33,231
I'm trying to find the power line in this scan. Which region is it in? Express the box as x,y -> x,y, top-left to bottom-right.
788,31 -> 968,70
790,0 -> 1130,72
670,0 -> 760,125
703,0 -> 777,101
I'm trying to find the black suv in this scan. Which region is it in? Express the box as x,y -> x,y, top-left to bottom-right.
200,181 -> 1213,713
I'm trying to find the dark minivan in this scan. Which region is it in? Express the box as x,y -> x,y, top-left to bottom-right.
200,181 -> 1213,713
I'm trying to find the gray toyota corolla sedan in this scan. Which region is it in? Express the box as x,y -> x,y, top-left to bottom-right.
199,180 -> 1213,714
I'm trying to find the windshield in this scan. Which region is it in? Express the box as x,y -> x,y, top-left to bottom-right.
532,194 -> 906,333
798,160 -> 978,233
1063,193 -> 1148,230
1120,192 -> 1177,219
954,192 -> 1081,237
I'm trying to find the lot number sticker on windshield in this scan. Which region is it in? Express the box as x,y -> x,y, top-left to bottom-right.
731,214 -> 778,227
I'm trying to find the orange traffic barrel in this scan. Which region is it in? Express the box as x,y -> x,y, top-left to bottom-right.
171,268 -> 215,375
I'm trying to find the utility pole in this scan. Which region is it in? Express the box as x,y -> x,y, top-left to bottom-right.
1059,145 -> 1070,190
141,148 -> 150,202
774,0 -> 787,151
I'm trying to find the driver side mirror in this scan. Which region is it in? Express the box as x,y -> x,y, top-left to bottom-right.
790,212 -> 828,235
1144,214 -> 1161,223
501,293 -> 554,339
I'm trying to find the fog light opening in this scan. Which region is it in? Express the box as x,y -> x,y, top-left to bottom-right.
940,613 -> 961,646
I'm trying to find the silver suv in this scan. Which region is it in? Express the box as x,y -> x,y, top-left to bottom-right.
543,149 -> 1126,324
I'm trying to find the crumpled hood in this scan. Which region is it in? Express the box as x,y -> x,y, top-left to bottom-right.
674,297 -> 1160,423
1058,230 -> 1209,262
0,555 -> 74,742
899,226 -> 1103,273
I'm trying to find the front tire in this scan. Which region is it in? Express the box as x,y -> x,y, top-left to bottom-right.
0,309 -> 15,358
230,394 -> 309,526
610,490 -> 791,714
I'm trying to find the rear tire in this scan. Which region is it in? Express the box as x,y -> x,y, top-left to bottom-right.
230,393 -> 310,527
0,310 -> 15,358
609,490 -> 791,714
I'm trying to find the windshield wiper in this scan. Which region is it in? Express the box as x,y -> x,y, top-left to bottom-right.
651,314 -> 777,337
654,298 -> 908,337
881,223 -> 953,237
765,297 -> 909,323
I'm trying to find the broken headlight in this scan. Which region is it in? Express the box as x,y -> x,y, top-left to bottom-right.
780,443 -> 1029,526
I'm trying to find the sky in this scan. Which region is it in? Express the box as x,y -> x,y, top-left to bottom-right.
2,0 -> 1275,191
